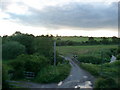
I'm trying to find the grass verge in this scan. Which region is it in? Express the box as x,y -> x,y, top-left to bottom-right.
34,63 -> 71,83
79,61 -> 120,88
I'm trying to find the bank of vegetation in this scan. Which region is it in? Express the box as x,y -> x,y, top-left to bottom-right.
55,36 -> 120,46
78,47 -> 120,89
2,31 -> 71,89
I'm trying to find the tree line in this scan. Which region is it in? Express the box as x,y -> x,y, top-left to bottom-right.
2,31 -> 55,60
56,36 -> 120,46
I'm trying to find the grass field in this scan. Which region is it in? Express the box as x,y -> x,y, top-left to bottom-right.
55,36 -> 112,42
57,45 -> 118,56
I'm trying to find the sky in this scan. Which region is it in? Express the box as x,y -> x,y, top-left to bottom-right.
0,0 -> 119,37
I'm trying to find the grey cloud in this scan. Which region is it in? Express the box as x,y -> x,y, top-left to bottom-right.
4,2 -> 118,30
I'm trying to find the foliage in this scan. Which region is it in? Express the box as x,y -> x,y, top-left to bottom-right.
9,54 -> 50,79
80,63 -> 100,76
2,41 -> 26,60
49,52 -> 65,65
33,36 -> 54,57
2,64 -> 10,90
117,46 -> 120,54
112,36 -> 120,44
57,45 -> 117,56
94,77 -> 117,89
80,61 -> 120,88
55,36 -> 119,46
35,64 -> 71,83
78,55 -> 102,64
9,60 -> 25,79
100,37 -> 110,45
117,46 -> 120,60
10,31 -> 34,54
23,54 -> 50,74
116,54 -> 120,60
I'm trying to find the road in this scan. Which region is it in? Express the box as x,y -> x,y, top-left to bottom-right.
9,56 -> 95,89
58,56 -> 95,88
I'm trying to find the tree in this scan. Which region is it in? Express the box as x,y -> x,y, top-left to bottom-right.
2,41 -> 26,60
33,36 -> 54,57
112,36 -> 119,44
88,37 -> 94,41
10,32 -> 34,54
101,37 -> 109,44
88,37 -> 97,45
2,35 -> 11,44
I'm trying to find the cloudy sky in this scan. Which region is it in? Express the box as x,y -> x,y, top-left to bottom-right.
0,0 -> 119,37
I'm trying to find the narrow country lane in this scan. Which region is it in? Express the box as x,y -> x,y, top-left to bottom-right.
58,56 -> 95,88
9,56 -> 95,89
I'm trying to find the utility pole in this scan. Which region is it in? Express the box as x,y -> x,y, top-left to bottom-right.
54,40 -> 56,66
100,50 -> 104,76
100,50 -> 102,76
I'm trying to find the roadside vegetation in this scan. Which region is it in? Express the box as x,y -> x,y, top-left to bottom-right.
78,47 -> 120,89
80,60 -> 120,89
35,63 -> 71,83
2,31 -> 71,88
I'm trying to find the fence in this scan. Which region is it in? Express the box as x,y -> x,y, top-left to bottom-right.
24,71 -> 35,78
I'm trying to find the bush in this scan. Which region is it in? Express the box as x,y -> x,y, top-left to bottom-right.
78,55 -> 102,64
9,60 -> 25,79
2,41 -> 26,60
9,54 -> 50,79
80,63 -> 100,77
2,64 -> 10,90
33,36 -> 54,57
35,64 -> 71,83
116,54 -> 120,60
94,77 -> 117,89
56,55 -> 64,64
23,55 -> 50,74
11,32 -> 35,54
80,61 -> 120,89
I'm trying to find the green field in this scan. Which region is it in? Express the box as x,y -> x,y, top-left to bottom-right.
57,45 -> 118,56
55,36 -> 112,42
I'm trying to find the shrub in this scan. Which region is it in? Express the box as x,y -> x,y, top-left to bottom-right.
2,64 -> 10,90
116,54 -> 120,60
56,55 -> 64,64
80,63 -> 100,77
94,77 -> 117,89
78,55 -> 102,64
11,32 -> 35,54
33,36 -> 54,57
109,48 -> 117,56
9,60 -> 25,79
9,54 -> 50,79
35,64 -> 71,83
24,55 -> 50,74
2,41 -> 26,60
80,61 -> 120,89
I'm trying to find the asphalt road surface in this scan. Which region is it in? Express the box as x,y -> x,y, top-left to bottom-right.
9,56 -> 95,89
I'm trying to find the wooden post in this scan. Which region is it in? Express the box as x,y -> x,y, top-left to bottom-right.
54,41 -> 56,66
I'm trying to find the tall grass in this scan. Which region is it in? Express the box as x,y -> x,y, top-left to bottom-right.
80,61 -> 120,88
35,64 -> 71,83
